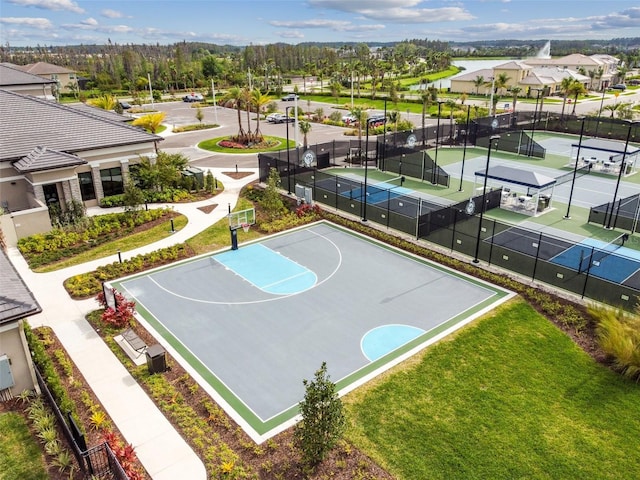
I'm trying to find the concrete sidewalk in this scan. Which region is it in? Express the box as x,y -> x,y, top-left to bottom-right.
9,168 -> 258,479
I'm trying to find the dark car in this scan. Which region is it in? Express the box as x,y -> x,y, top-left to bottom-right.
118,101 -> 132,110
611,84 -> 626,91
281,93 -> 299,101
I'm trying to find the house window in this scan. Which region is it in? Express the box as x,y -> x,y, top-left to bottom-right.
100,167 -> 123,197
78,172 -> 96,201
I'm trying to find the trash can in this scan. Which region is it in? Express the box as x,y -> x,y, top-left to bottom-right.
146,344 -> 166,374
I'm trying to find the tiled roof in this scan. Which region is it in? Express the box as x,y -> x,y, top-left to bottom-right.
67,102 -> 131,122
15,61 -> 75,75
0,63 -> 56,87
0,248 -> 41,325
0,89 -> 162,162
14,146 -> 87,173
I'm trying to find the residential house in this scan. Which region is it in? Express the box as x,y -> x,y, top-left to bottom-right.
0,247 -> 42,400
0,89 -> 162,246
450,53 -> 620,98
0,62 -> 57,100
14,61 -> 78,95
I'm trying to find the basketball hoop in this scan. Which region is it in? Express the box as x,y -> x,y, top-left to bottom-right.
241,223 -> 250,233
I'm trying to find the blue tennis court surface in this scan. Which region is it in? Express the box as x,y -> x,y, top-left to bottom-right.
115,222 -> 512,442
551,238 -> 640,284
346,182 -> 414,204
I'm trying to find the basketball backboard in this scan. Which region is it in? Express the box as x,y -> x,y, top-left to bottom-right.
228,207 -> 256,231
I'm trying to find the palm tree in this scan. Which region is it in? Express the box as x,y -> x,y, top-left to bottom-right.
89,94 -> 118,110
299,120 -> 312,149
494,73 -> 510,96
388,110 -> 400,132
509,86 -> 522,112
567,81 -> 587,115
558,77 -> 574,118
473,75 -> 485,95
445,99 -> 457,144
223,86 -> 246,142
251,88 -> 271,140
132,112 -> 166,134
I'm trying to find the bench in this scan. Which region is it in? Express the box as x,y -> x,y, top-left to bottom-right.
121,328 -> 147,357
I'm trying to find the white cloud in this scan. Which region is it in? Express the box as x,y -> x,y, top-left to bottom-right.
80,17 -> 98,26
101,9 -> 125,19
308,0 -> 474,23
0,16 -> 52,29
8,0 -> 84,14
270,19 -> 352,29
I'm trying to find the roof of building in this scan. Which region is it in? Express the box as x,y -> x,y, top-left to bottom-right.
475,165 -> 556,189
0,248 -> 42,325
494,60 -> 532,71
0,63 -> 56,87
572,138 -> 640,155
67,102 -> 131,122
14,146 -> 87,173
0,89 -> 162,162
15,61 -> 75,75
450,68 -> 495,82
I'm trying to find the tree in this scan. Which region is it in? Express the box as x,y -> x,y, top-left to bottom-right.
259,168 -> 286,221
131,151 -> 188,192
251,88 -> 271,140
567,80 -> 587,115
558,77 -> 574,118
509,86 -> 522,112
132,112 -> 166,134
294,362 -> 345,467
89,94 -> 118,110
122,184 -> 145,215
473,75 -> 485,95
299,120 -> 312,149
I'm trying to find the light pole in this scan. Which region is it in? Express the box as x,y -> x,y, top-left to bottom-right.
564,117 -> 586,219
528,88 -> 542,157
488,76 -> 496,116
382,98 -> 387,170
362,118 -> 375,222
433,101 -> 444,184
473,135 -> 500,264
459,104 -> 471,192
285,105 -> 293,194
605,121 -> 637,229
595,88 -> 606,137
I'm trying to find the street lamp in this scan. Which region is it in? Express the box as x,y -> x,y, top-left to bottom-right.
564,117 -> 586,219
433,101 -> 444,184
528,88 -> 543,157
459,104 -> 471,192
285,105 -> 293,194
362,117 -> 377,222
473,135 -> 500,264
605,121 -> 637,229
595,88 -> 606,137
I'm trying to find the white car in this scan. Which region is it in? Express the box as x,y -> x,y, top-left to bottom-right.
266,113 -> 282,123
342,114 -> 357,125
183,93 -> 204,102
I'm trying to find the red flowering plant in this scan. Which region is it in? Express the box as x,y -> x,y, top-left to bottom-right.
96,288 -> 137,328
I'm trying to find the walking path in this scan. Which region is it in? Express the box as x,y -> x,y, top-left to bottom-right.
8,168 -> 258,480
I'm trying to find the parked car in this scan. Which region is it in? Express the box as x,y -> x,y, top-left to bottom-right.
629,79 -> 640,86
367,114 -> 387,127
281,93 -> 299,101
611,84 -> 627,91
183,93 -> 204,102
342,114 -> 357,125
266,113 -> 282,123
274,113 -> 294,123
118,101 -> 132,110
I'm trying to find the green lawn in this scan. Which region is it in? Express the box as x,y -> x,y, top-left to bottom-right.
0,412 -> 48,480
345,300 -> 640,480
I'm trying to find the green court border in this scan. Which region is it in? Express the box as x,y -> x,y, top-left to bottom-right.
112,220 -> 512,437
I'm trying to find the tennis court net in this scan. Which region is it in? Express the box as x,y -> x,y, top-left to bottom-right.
578,233 -> 629,273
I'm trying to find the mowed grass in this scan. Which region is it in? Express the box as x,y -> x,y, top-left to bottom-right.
0,412 -> 48,480
344,300 -> 640,480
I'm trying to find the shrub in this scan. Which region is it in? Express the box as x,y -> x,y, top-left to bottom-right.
97,288 -> 137,329
591,304 -> 640,380
295,362 -> 345,467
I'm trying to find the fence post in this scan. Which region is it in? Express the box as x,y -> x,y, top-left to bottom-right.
531,231 -> 543,280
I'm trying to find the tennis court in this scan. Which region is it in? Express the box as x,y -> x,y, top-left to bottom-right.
487,227 -> 640,288
114,222 -> 511,442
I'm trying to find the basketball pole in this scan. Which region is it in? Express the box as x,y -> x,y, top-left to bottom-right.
230,226 -> 238,250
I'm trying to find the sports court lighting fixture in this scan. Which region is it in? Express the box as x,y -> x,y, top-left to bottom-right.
473,135 -> 501,264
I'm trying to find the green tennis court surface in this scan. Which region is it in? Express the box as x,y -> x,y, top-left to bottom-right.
114,222 -> 513,442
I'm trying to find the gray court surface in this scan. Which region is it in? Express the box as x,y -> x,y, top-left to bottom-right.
116,221 -> 510,440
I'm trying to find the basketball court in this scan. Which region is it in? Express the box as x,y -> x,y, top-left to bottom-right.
111,221 -> 512,442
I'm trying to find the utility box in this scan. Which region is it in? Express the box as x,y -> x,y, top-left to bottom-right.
0,355 -> 15,390
145,344 -> 167,374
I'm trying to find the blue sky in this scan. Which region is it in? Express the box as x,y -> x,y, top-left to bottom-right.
1,0 -> 639,47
